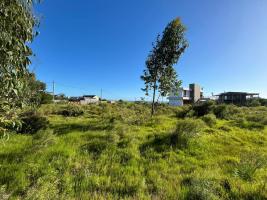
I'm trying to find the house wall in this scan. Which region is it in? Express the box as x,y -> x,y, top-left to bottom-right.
168,88 -> 184,106
168,83 -> 202,106
189,84 -> 201,103
80,96 -> 99,104
169,97 -> 183,106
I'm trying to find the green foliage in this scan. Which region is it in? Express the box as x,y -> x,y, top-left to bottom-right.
182,178 -> 221,200
54,93 -> 68,101
233,152 -> 266,181
192,101 -> 215,117
40,92 -> 53,104
247,99 -> 261,107
141,18 -> 188,115
1,103 -> 267,199
0,0 -> 40,132
202,113 -> 217,127
259,98 -> 267,106
234,118 -> 265,130
246,113 -> 267,126
170,119 -> 205,148
23,73 -> 51,107
0,0 -> 39,105
19,109 -> 49,134
213,104 -> 240,120
176,105 -> 192,118
57,104 -> 84,117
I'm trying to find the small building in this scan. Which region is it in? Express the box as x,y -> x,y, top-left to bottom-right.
216,92 -> 259,105
69,97 -> 81,103
69,95 -> 100,104
80,95 -> 100,104
168,83 -> 203,106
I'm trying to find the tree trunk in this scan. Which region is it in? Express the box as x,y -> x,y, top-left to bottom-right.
151,81 -> 157,116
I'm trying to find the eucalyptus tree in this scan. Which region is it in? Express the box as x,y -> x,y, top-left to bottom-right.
0,0 -> 40,134
141,18 -> 188,115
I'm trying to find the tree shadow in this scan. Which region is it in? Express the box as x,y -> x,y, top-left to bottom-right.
51,121 -> 114,135
139,133 -> 176,157
0,151 -> 25,164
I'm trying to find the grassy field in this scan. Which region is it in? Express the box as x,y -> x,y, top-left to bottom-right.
1,103 -> 267,199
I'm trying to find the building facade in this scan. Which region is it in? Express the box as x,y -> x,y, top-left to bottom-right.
80,95 -> 100,104
168,83 -> 203,106
69,95 -> 100,104
216,92 -> 259,105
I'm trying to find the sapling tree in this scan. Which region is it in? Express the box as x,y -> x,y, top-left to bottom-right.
141,18 -> 188,115
0,0 -> 40,135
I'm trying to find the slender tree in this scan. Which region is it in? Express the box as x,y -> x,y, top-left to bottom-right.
0,0 -> 40,134
141,18 -> 188,115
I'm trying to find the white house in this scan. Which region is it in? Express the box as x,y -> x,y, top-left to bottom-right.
80,95 -> 100,104
168,83 -> 203,106
168,87 -> 190,106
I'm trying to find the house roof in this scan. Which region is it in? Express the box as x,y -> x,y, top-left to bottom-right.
69,97 -> 81,101
215,92 -> 259,96
83,95 -> 97,98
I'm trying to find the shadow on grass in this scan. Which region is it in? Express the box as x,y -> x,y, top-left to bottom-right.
140,134 -> 175,156
52,121 -> 114,135
0,151 -> 25,164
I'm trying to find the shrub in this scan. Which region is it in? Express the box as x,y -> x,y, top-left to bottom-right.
213,104 -> 240,120
192,101 -> 215,117
246,113 -> 267,126
202,114 -> 217,127
170,119 -> 205,148
100,103 -> 150,125
176,105 -> 192,118
155,103 -> 178,115
234,118 -> 265,130
182,177 -> 221,200
80,139 -> 109,158
233,152 -> 266,181
32,130 -> 56,150
259,98 -> 267,106
58,104 -> 84,117
247,99 -> 261,107
0,186 -> 10,200
19,110 -> 49,134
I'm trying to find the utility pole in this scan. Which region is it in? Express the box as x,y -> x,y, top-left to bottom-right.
52,81 -> 55,102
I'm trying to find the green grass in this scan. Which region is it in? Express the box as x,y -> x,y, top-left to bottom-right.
1,103 -> 267,199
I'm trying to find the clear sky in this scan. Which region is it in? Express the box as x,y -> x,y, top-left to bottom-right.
31,0 -> 267,100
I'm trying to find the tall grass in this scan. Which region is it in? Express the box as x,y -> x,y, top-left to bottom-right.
0,103 -> 267,199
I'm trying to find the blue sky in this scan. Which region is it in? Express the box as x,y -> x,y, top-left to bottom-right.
31,0 -> 267,100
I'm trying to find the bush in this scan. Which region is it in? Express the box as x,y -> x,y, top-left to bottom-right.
32,129 -> 56,150
182,178 -> 221,200
247,99 -> 261,107
233,152 -> 266,181
259,98 -> 267,106
192,101 -> 215,117
213,104 -> 240,120
19,110 -> 49,134
176,105 -> 192,118
170,119 -> 205,148
99,103 -> 150,125
234,118 -> 265,130
58,104 -> 84,117
202,114 -> 217,127
246,113 -> 267,126
80,139 -> 110,158
155,103 -> 178,115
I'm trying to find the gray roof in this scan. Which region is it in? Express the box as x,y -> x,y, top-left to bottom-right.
216,92 -> 259,96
